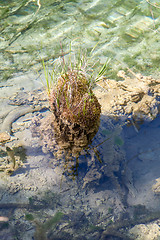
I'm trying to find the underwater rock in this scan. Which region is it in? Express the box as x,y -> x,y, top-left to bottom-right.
32,70 -> 101,159
152,178 -> 160,194
96,71 -> 160,122
129,221 -> 160,240
0,132 -> 10,143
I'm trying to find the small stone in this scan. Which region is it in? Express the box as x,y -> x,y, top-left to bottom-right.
0,132 -> 11,143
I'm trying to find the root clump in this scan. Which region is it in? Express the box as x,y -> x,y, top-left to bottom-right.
32,69 -> 101,159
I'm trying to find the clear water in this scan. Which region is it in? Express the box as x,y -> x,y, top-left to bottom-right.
0,0 -> 160,239
0,0 -> 160,81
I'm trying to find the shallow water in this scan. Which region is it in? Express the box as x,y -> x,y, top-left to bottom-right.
1,0 -> 160,239
1,0 -> 160,81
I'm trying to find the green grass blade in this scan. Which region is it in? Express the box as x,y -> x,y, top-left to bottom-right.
95,58 -> 111,82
